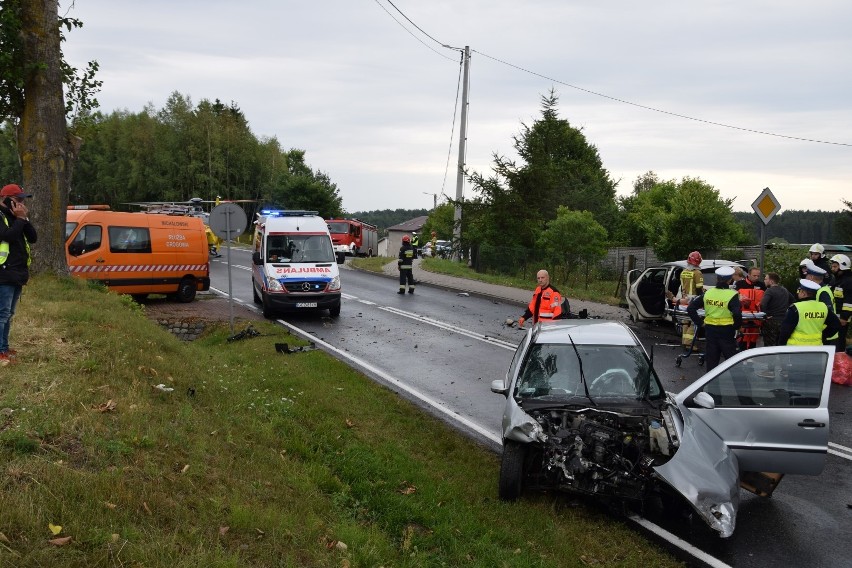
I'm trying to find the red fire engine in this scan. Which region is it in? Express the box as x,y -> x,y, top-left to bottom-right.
327,218 -> 378,259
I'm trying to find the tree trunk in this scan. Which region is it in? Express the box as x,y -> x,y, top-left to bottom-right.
19,0 -> 71,275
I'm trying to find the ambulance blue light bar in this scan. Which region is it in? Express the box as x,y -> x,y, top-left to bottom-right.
258,209 -> 319,217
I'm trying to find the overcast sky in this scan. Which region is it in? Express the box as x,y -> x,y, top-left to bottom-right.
61,1 -> 852,214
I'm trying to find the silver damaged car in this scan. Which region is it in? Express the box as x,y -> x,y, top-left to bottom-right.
490,320 -> 834,537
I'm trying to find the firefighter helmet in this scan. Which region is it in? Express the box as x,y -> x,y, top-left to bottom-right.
687,251 -> 702,266
402,235 -> 411,243
809,243 -> 825,255
830,254 -> 850,270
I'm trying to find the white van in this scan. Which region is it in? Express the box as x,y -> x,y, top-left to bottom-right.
251,209 -> 343,318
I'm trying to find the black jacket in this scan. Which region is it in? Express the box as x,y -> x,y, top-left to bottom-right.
0,205 -> 38,286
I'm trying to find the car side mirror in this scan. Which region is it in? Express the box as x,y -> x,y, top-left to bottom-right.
693,391 -> 716,409
252,251 -> 262,265
68,243 -> 83,257
491,379 -> 509,397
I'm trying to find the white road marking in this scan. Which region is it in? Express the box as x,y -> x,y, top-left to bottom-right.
379,305 -> 518,350
828,442 -> 852,461
628,516 -> 733,568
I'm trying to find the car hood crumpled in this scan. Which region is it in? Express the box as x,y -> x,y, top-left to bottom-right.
653,405 -> 740,538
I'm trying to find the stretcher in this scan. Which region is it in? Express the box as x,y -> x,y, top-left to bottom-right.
667,306 -> 765,367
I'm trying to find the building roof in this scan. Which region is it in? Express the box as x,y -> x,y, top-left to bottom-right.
387,216 -> 428,232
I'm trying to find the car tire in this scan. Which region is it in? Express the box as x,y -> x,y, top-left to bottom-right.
329,301 -> 341,318
498,440 -> 527,501
252,283 -> 261,304
175,277 -> 197,303
262,294 -> 276,319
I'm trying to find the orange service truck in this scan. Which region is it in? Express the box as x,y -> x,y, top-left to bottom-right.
65,206 -> 210,302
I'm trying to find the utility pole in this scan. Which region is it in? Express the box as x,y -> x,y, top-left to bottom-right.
423,192 -> 437,210
452,46 -> 470,261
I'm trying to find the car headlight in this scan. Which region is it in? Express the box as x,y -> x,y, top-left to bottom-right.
267,278 -> 284,292
328,276 -> 341,291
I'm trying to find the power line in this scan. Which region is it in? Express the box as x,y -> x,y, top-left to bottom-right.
375,1 -> 851,147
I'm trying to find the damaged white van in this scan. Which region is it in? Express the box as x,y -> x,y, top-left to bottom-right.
251,209 -> 343,318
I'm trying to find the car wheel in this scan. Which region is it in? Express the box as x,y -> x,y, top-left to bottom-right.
175,277 -> 197,303
329,301 -> 341,318
262,294 -> 276,319
498,440 -> 527,501
252,283 -> 261,304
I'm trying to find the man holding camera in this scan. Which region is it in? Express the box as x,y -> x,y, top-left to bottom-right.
0,184 -> 38,365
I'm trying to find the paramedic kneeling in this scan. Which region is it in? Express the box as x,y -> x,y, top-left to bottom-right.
778,279 -> 840,346
687,266 -> 742,371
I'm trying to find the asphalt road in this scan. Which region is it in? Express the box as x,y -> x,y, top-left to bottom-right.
209,251 -> 852,568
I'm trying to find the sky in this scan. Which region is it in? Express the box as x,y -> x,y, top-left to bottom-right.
60,1 -> 852,214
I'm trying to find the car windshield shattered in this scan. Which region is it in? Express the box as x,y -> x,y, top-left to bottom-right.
515,343 -> 664,402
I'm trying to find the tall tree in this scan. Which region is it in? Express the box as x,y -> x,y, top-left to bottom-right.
0,0 -> 100,274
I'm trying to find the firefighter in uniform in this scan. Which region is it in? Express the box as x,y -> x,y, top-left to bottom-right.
809,243 -> 834,286
519,270 -> 565,328
830,254 -> 852,352
687,266 -> 741,371
397,234 -> 416,294
779,279 -> 840,346
668,251 -> 704,350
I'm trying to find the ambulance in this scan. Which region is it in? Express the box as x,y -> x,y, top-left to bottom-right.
65,206 -> 210,302
251,209 -> 342,318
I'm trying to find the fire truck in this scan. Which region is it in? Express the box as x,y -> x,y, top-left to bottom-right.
326,218 -> 378,260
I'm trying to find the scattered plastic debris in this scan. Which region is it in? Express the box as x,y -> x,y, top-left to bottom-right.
227,325 -> 261,342
153,384 -> 174,393
275,342 -> 318,354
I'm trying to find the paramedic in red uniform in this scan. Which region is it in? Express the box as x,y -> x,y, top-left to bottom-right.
518,270 -> 565,328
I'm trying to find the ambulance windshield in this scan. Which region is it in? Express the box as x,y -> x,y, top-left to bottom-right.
267,234 -> 334,263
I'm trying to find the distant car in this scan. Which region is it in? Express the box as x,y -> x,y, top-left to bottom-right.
490,320 -> 833,538
624,259 -> 743,323
434,240 -> 451,258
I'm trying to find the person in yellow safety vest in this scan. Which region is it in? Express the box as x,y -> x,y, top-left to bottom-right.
0,184 -> 38,366
519,270 -> 567,328
669,251 -> 704,350
779,279 -> 840,346
803,262 -> 839,346
687,266 -> 742,371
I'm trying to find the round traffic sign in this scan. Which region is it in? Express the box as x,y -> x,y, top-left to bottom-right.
209,203 -> 248,240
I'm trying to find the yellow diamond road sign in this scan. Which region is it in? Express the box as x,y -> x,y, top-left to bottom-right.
751,187 -> 781,225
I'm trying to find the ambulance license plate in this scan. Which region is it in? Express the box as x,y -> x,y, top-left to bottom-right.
296,302 -> 318,308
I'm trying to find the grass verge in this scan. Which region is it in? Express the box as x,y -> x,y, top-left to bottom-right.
0,275 -> 681,567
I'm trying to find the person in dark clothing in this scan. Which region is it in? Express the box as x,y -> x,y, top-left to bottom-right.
519,270 -> 567,328
809,244 -> 834,286
397,234 -> 416,294
829,254 -> 852,352
778,279 -> 840,346
0,184 -> 38,365
760,272 -> 794,346
688,266 -> 742,371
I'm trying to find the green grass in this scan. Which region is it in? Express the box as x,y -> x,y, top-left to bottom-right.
351,256 -> 623,305
0,275 -> 682,567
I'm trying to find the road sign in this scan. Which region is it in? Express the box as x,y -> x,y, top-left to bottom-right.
209,203 -> 248,240
751,187 -> 781,225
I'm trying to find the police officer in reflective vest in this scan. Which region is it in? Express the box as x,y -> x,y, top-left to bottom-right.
410,232 -> 420,257
519,269 -> 565,328
779,279 -> 840,346
803,262 -> 839,346
687,266 -> 742,370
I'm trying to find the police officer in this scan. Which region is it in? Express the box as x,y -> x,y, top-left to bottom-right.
830,254 -> 852,352
687,266 -> 742,371
519,270 -> 566,328
778,279 -> 840,346
804,263 -> 838,347
410,232 -> 420,257
397,234 -> 416,294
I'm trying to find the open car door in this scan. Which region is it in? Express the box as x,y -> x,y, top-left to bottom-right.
676,346 -> 834,476
627,267 -> 669,320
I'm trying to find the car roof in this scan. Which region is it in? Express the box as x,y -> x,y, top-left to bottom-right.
533,320 -> 639,347
660,259 -> 743,270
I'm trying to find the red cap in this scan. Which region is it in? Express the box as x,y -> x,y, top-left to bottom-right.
1,184 -> 32,198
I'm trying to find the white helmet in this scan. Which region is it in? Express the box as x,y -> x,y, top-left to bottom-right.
799,258 -> 813,267
809,243 -> 825,254
830,254 -> 850,270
